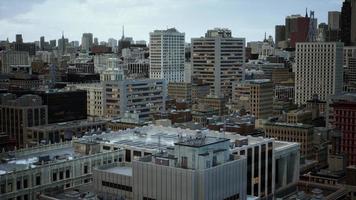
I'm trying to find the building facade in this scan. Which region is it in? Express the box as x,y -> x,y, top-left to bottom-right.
149,28 -> 185,82
104,79 -> 167,120
192,28 -> 245,99
295,42 -> 343,105
0,94 -> 48,147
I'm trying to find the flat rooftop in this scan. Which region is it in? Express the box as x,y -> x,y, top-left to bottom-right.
174,136 -> 229,148
27,119 -> 107,131
0,144 -> 75,174
80,125 -> 273,151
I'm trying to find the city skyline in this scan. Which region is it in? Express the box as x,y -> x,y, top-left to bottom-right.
0,0 -> 344,43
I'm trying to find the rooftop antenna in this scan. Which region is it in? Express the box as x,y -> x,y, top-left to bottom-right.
305,8 -> 308,18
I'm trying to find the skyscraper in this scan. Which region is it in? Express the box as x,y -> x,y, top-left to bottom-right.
81,33 -> 93,52
15,34 -> 23,43
351,0 -> 356,44
58,33 -> 68,55
40,36 -> 45,50
328,11 -> 341,30
275,25 -> 286,48
295,42 -> 344,105
192,28 -> 245,98
149,28 -> 185,82
341,0 -> 352,46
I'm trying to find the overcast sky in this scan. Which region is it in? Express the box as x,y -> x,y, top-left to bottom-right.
0,0 -> 344,43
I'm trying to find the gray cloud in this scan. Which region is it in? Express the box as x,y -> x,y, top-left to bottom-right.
0,0 -> 46,18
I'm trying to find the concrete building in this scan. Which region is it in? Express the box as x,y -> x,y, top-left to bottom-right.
198,95 -> 228,116
0,50 -> 29,74
328,11 -> 341,31
295,42 -> 343,106
264,122 -> 314,159
26,119 -> 107,146
328,93 -> 356,166
352,0 -> 356,45
287,109 -> 312,124
132,136 -> 247,200
149,28 -> 185,82
275,25 -> 286,49
0,141 -> 123,200
104,79 -> 167,120
88,125 -> 299,200
67,83 -> 105,118
167,82 -> 192,103
0,94 -> 48,147
248,80 -> 273,119
191,83 -> 210,104
81,33 -> 93,52
192,28 -> 245,98
232,80 -> 273,118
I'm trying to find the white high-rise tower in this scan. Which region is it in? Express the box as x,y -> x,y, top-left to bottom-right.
149,28 -> 185,82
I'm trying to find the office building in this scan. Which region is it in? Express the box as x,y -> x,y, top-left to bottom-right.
149,28 -> 185,82
26,119 -> 107,145
34,90 -> 87,124
328,11 -> 341,31
275,25 -> 286,49
81,33 -> 93,52
264,122 -> 314,159
233,79 -> 273,119
67,83 -> 105,118
167,82 -> 192,102
0,94 -> 48,147
295,42 -> 343,106
0,140 -> 123,200
341,0 -> 352,45
131,136 -> 247,200
107,38 -> 117,48
191,83 -> 210,104
192,28 -> 245,98
104,79 -> 167,120
198,95 -> 228,116
0,50 -> 29,74
352,0 -> 356,45
15,34 -> 23,43
329,93 -> 356,165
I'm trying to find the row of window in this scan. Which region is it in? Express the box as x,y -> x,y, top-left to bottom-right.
102,181 -> 132,192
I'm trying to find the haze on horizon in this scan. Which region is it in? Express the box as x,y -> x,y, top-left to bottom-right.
0,0 -> 343,43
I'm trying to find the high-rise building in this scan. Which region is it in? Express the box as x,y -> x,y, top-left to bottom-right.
232,80 -> 273,119
341,0 -> 352,46
104,79 -> 167,120
58,33 -> 68,55
15,34 -> 23,43
94,37 -> 99,46
0,94 -> 48,147
81,33 -> 93,52
40,36 -> 45,50
275,25 -> 286,48
108,38 -> 117,48
0,50 -> 29,74
192,28 -> 245,98
351,0 -> 356,44
328,11 -> 341,30
49,39 -> 56,48
295,42 -> 344,106
329,93 -> 356,165
149,28 -> 185,82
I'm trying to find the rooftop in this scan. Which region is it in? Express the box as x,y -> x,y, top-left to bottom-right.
174,136 -> 230,148
265,122 -> 314,129
27,119 -> 107,131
